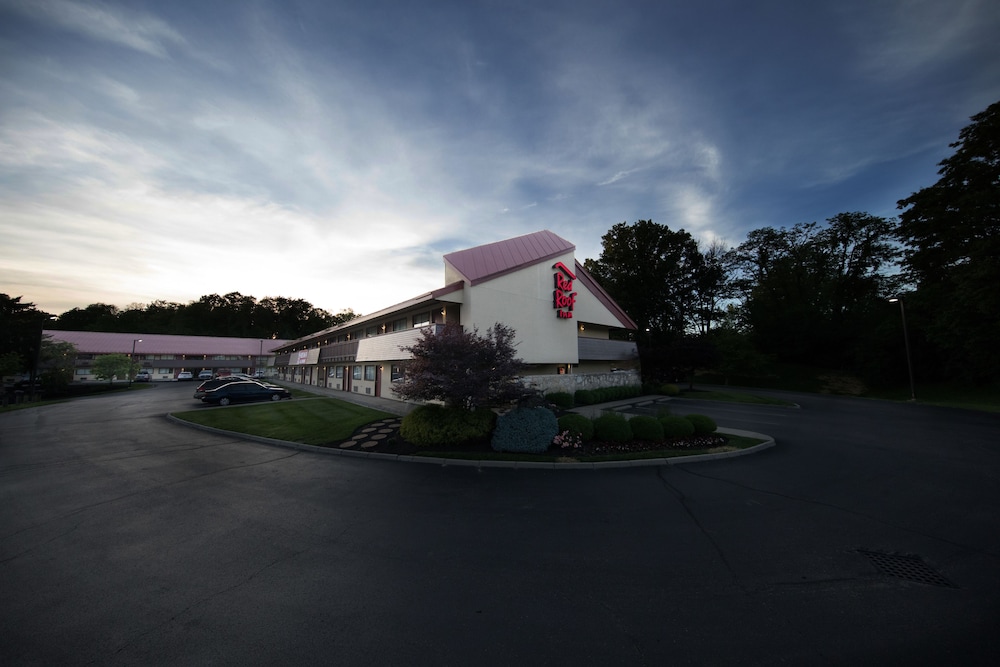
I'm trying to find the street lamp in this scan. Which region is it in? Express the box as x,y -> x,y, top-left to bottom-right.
129,338 -> 142,387
889,298 -> 916,402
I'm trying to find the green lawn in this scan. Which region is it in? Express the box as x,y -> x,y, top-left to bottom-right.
172,397 -> 393,446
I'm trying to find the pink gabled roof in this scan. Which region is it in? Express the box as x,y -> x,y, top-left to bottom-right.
44,330 -> 292,355
444,230 -> 575,285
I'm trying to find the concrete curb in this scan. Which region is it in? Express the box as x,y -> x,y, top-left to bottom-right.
165,414 -> 776,469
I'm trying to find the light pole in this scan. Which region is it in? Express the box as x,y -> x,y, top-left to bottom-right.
129,338 -> 142,387
889,298 -> 915,402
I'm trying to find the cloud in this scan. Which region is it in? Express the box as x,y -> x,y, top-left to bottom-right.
2,0 -> 188,58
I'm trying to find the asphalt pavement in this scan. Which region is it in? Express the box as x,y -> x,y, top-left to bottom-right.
2,382 -> 999,665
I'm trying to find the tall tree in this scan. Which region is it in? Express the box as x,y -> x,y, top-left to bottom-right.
1,294 -> 54,377
584,220 -> 705,337
731,213 -> 900,371
896,100 -> 1000,381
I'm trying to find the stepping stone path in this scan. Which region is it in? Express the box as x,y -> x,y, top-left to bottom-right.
339,419 -> 401,450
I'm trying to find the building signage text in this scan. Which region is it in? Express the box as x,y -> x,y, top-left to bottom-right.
552,262 -> 577,319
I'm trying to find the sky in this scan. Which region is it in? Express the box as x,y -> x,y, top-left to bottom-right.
2,0 -> 999,319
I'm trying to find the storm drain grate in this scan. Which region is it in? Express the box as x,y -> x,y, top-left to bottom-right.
858,550 -> 956,588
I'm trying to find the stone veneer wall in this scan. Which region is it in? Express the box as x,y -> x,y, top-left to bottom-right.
521,370 -> 641,395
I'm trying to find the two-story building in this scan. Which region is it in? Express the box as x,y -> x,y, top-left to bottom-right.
272,230 -> 639,401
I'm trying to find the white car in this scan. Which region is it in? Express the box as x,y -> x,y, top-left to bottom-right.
176,371 -> 193,381
198,370 -> 213,380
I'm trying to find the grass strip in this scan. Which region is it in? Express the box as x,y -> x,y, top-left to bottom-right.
172,397 -> 392,445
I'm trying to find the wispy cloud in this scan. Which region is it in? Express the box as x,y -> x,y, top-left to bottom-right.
3,0 -> 187,58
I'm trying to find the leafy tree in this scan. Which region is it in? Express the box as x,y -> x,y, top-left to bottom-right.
92,354 -> 136,385
731,213 -> 900,370
55,303 -> 120,331
1,294 -> 55,383
584,220 -> 706,338
896,100 -> 1000,381
0,351 -> 23,378
393,322 -> 526,408
38,337 -> 77,393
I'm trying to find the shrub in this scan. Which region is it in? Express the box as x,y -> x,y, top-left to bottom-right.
546,391 -> 575,409
575,389 -> 596,405
660,415 -> 696,437
629,415 -> 664,442
685,413 -> 717,434
557,413 -> 595,441
400,405 -> 496,447
660,383 -> 680,397
491,407 -> 559,453
593,413 -> 633,442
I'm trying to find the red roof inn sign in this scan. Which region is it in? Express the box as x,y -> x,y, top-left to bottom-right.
553,262 -> 577,319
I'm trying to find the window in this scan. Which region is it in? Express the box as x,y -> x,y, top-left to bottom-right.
366,326 -> 377,338
335,367 -> 344,379
391,365 -> 403,382
392,318 -> 407,332
412,312 -> 430,327
364,365 -> 376,381
352,366 -> 362,380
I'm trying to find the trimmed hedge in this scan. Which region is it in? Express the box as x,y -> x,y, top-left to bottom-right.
629,415 -> 664,441
574,385 -> 643,406
593,412 -> 633,442
557,413 -> 594,441
546,391 -> 575,409
660,384 -> 680,397
685,413 -> 718,434
660,415 -> 696,437
491,407 -> 559,453
400,405 -> 496,447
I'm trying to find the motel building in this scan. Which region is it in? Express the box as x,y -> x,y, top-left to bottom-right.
272,230 -> 641,401
41,331 -> 293,382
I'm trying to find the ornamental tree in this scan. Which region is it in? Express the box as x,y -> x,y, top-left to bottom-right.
92,354 -> 136,385
393,322 -> 527,409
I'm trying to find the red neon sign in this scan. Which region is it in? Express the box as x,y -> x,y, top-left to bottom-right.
553,262 -> 577,319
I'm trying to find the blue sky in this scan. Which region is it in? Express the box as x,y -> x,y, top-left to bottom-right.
2,0 -> 998,318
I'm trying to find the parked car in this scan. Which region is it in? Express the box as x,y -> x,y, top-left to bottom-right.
197,370 -> 214,380
215,372 -> 253,380
134,371 -> 151,382
176,371 -> 194,381
193,376 -> 250,399
200,381 -> 292,406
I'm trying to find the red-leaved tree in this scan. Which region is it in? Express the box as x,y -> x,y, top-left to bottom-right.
393,322 -> 526,408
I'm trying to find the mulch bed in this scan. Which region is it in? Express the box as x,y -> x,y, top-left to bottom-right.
337,419 -> 730,458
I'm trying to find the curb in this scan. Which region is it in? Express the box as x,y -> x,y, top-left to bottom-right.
165,414 -> 776,469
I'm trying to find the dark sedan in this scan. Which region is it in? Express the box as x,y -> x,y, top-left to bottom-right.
200,381 -> 292,406
193,376 -> 251,399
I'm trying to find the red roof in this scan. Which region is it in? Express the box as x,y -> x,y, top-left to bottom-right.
444,230 -> 575,285
44,330 -> 292,355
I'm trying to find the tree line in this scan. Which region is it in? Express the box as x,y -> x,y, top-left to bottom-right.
586,99 -> 999,388
47,293 -> 357,340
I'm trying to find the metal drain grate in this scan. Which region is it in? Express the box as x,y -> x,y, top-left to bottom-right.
858,550 -> 956,588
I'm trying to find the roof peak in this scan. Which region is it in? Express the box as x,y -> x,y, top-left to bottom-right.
444,230 -> 575,285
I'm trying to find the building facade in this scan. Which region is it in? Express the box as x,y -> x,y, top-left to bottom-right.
272,230 -> 640,400
42,331 -> 291,381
